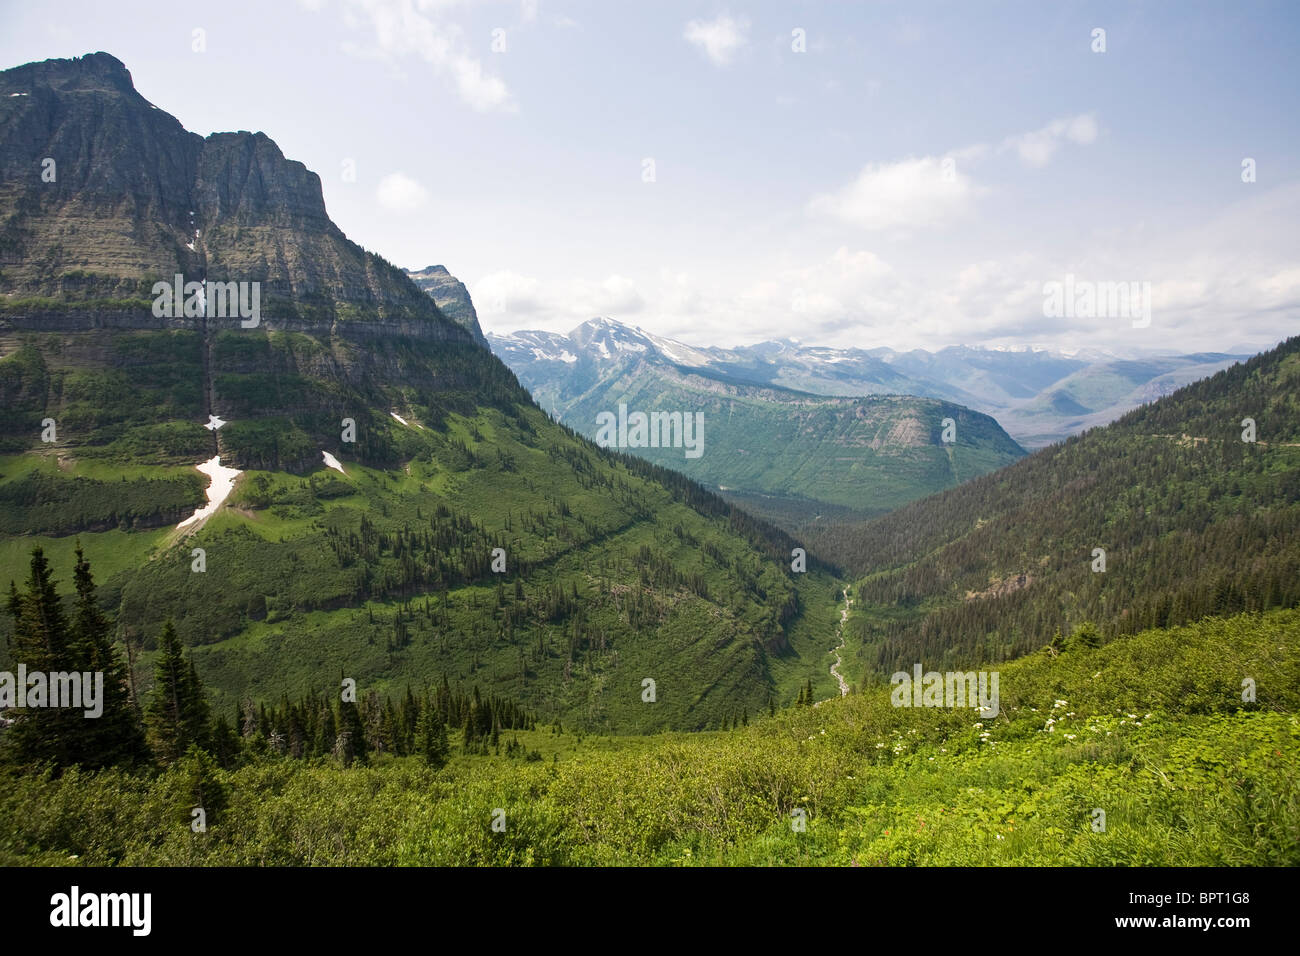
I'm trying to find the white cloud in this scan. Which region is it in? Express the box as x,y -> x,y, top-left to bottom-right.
806,115 -> 1099,232
807,156 -> 983,231
340,0 -> 514,112
473,270 -> 544,315
1001,113 -> 1098,168
376,171 -> 431,210
684,14 -> 749,66
474,183 -> 1297,354
472,272 -> 645,326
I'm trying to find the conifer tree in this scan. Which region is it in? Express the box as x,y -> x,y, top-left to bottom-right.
69,547 -> 149,768
337,696 -> 367,764
4,549 -> 79,768
417,702 -> 449,768
144,620 -> 211,763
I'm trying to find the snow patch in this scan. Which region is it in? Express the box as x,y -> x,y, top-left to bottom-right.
321,451 -> 346,475
646,333 -> 708,366
178,457 -> 242,529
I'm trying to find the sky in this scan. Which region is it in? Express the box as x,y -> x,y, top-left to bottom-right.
1,0 -> 1297,353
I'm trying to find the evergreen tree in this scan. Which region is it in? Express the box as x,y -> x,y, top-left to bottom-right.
337,696 -> 367,765
208,713 -> 241,769
4,548 -> 80,769
144,620 -> 211,763
69,547 -> 149,769
417,702 -> 449,769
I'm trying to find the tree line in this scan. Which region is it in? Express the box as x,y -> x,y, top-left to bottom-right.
2,548 -> 534,777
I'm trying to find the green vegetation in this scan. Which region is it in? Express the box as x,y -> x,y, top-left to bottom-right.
811,336 -> 1300,680
554,363 -> 1024,531
2,608 -> 1294,865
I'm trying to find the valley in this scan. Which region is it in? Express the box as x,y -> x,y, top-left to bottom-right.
0,49 -> 1296,873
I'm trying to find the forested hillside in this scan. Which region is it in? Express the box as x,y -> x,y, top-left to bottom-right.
810,336 -> 1300,680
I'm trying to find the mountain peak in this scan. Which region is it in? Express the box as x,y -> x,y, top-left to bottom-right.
404,265 -> 488,347
1,51 -> 135,95
408,264 -> 452,279
0,52 -> 465,337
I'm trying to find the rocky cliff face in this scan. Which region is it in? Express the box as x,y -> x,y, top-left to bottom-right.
406,264 -> 489,347
0,53 -> 452,326
0,52 -> 515,471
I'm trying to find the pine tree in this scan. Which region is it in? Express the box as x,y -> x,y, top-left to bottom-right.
208,713 -> 241,768
144,620 -> 211,763
337,696 -> 367,764
417,702 -> 449,768
4,548 -> 79,768
69,547 -> 149,769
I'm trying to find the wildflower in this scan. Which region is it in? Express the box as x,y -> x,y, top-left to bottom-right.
973,723 -> 984,730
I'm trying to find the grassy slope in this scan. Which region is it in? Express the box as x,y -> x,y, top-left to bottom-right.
1,399 -> 842,732
2,608 -> 1294,865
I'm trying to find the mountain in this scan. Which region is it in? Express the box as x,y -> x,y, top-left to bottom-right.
405,265 -> 489,348
993,354 -> 1254,444
489,318 -> 1027,530
812,335 -> 1300,681
0,53 -> 844,732
489,320 -> 1251,448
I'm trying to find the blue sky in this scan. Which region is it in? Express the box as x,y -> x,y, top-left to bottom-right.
2,0 -> 1297,352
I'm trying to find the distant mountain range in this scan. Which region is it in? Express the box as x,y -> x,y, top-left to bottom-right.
488,318 -> 1253,449
488,318 -> 1028,530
